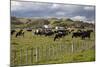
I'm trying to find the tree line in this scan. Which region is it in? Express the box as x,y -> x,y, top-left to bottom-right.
11,16 -> 95,29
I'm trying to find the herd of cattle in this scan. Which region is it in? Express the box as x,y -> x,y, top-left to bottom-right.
11,28 -> 94,41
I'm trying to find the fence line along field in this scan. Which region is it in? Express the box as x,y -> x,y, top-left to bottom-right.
11,27 -> 95,66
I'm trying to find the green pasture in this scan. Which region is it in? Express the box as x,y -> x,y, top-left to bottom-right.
11,29 -> 95,66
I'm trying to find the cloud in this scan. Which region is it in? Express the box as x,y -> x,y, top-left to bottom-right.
86,20 -> 95,23
71,16 -> 87,21
11,1 -> 95,23
11,1 -> 21,6
11,1 -> 21,11
84,6 -> 95,11
51,4 -> 61,9
55,11 -> 66,16
71,16 -> 95,23
11,1 -> 50,11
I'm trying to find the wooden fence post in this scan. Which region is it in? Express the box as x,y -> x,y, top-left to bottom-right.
41,46 -> 43,61
26,48 -> 28,65
54,45 -> 57,59
46,46 -> 48,61
59,45 -> 62,55
71,43 -> 74,53
49,46 -> 53,60
20,49 -> 22,65
31,48 -> 33,64
48,45 -> 51,60
46,45 -> 51,61
13,50 -> 17,65
35,48 -> 38,63
55,45 -> 58,59
52,46 -> 55,59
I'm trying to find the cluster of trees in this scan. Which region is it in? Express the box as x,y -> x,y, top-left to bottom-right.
11,16 -> 95,29
11,16 -> 23,25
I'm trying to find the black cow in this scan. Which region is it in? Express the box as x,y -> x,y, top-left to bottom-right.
54,30 -> 67,41
72,30 -> 93,39
11,29 -> 16,35
45,31 -> 54,36
72,32 -> 82,38
15,29 -> 24,37
81,30 -> 93,39
27,29 -> 32,32
26,28 -> 32,32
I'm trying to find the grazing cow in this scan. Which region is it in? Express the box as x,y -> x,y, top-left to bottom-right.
34,29 -> 44,36
72,30 -> 93,39
54,30 -> 68,41
81,30 -> 93,39
26,28 -> 32,32
45,30 -> 54,36
27,29 -> 32,32
72,32 -> 82,38
34,29 -> 54,36
11,29 -> 16,35
15,29 -> 24,37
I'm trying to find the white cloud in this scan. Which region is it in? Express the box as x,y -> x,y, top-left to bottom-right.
11,1 -> 21,11
84,6 -> 94,10
71,16 -> 87,21
85,20 -> 95,23
11,1 -> 47,11
11,1 -> 21,6
51,4 -> 81,11
71,16 -> 95,23
55,11 -> 66,16
51,4 -> 61,9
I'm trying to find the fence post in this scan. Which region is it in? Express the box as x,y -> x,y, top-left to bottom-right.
41,46 -> 43,61
55,44 -> 58,59
31,48 -> 33,64
20,49 -> 22,65
49,46 -> 53,60
54,45 -> 56,59
48,46 -> 52,60
26,48 -> 28,65
35,48 -> 38,63
45,46 -> 48,61
48,45 -> 51,60
52,46 -> 54,60
59,45 -> 62,55
71,43 -> 74,53
13,50 -> 17,65
82,41 -> 85,50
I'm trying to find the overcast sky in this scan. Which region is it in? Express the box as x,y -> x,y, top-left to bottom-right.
11,1 -> 95,23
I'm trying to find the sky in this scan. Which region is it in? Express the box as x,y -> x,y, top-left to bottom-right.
11,1 -> 95,23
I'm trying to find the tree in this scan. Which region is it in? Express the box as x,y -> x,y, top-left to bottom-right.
27,19 -> 50,28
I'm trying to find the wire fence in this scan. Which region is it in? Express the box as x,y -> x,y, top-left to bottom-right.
10,40 -> 95,66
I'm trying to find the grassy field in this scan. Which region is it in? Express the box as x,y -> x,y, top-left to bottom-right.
11,29 -> 95,66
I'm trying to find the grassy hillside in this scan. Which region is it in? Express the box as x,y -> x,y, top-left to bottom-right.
11,16 -> 95,29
